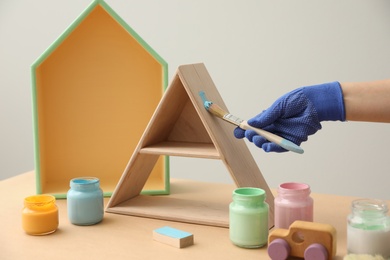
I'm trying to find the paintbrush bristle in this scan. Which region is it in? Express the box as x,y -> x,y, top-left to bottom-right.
199,90 -> 228,118
207,103 -> 228,118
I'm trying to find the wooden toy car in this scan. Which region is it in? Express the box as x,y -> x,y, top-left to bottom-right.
268,220 -> 337,260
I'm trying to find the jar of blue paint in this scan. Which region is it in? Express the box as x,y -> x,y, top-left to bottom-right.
67,177 -> 104,225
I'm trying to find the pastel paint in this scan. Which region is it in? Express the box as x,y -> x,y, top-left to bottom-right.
153,226 -> 194,248
274,182 -> 313,229
347,226 -> 390,257
67,177 -> 104,225
229,187 -> 269,248
22,195 -> 59,235
347,199 -> 390,258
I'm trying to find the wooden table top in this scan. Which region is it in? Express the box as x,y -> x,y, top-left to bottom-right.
0,171 -> 372,260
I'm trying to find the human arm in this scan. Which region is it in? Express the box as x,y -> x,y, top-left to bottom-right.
341,79 -> 390,123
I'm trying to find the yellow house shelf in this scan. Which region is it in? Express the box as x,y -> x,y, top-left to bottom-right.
31,0 -> 169,198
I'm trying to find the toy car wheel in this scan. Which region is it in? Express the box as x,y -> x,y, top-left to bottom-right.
304,243 -> 328,260
268,238 -> 291,260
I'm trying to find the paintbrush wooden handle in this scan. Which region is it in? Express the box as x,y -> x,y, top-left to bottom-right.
239,120 -> 304,154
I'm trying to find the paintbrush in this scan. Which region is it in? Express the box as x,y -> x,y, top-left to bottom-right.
199,91 -> 304,154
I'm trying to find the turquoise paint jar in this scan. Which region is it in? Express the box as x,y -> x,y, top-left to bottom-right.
67,177 -> 104,225
229,187 -> 269,248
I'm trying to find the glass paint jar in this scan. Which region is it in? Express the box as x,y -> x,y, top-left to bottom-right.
22,194 -> 59,235
347,199 -> 390,258
67,177 -> 104,225
229,187 -> 269,248
274,182 -> 313,229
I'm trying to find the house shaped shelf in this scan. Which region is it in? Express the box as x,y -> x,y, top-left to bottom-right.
107,63 -> 274,228
31,0 -> 169,198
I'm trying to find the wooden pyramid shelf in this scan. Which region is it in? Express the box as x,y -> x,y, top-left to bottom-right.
106,63 -> 274,228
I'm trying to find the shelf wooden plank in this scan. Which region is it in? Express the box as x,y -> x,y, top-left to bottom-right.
106,179 -> 232,228
140,142 -> 220,159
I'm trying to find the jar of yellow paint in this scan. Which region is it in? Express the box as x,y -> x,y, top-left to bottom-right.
22,194 -> 59,235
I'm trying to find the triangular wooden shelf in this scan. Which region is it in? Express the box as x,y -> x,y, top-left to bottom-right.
106,63 -> 274,228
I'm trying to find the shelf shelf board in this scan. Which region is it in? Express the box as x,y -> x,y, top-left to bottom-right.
140,142 -> 220,159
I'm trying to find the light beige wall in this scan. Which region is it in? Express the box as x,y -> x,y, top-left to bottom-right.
1,0 -> 389,199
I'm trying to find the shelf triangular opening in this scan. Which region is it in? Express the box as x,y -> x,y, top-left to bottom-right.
107,63 -> 274,228
136,72 -> 220,159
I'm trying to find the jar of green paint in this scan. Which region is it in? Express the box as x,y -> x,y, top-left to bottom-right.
67,177 -> 104,225
229,187 -> 269,248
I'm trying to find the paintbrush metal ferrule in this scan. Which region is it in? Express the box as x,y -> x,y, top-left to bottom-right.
222,113 -> 244,127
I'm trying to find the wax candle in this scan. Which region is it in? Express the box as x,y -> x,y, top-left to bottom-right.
22,194 -> 59,235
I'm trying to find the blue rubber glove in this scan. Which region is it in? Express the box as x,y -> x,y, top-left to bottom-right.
234,82 -> 346,152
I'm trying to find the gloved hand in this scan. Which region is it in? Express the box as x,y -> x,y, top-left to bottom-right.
234,82 -> 346,152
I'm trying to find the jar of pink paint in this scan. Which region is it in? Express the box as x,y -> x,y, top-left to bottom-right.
274,182 -> 313,229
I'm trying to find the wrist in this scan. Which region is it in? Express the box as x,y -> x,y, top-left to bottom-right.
302,81 -> 346,121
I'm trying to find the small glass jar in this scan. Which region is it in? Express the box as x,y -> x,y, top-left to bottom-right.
67,177 -> 104,225
229,187 -> 269,248
347,199 -> 390,258
274,182 -> 313,229
22,194 -> 59,235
